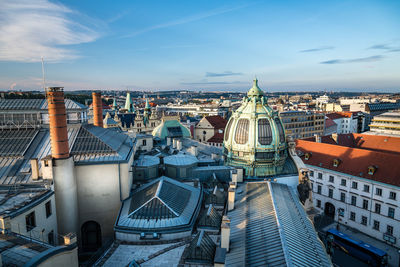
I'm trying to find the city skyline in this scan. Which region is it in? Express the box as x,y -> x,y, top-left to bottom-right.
0,0 -> 399,92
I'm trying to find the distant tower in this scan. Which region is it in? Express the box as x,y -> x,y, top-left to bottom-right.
46,87 -> 79,235
143,97 -> 151,126
112,98 -> 118,110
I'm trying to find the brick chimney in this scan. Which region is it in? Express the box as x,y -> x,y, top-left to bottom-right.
92,92 -> 103,127
46,87 -> 69,159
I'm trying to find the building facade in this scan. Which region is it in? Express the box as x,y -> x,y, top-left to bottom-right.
297,134 -> 400,248
194,115 -> 227,147
280,110 -> 325,139
368,111 -> 400,136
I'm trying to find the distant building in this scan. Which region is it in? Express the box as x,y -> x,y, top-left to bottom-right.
324,117 -> 337,135
194,115 -> 227,147
367,111 -> 400,136
326,111 -> 365,134
349,102 -> 400,128
280,110 -> 325,139
316,94 -> 330,110
297,134 -> 400,248
0,98 -> 87,129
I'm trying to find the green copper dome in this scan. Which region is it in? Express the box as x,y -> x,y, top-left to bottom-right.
223,79 -> 294,178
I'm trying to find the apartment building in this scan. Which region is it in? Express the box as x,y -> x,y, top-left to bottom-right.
280,110 -> 325,139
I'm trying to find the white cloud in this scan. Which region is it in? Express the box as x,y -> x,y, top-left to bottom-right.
0,0 -> 99,62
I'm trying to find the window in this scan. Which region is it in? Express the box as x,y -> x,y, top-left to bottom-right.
362,199 -> 368,210
48,230 -> 54,245
341,179 -> 346,186
234,119 -> 249,144
361,216 -> 367,226
142,139 -> 147,146
373,220 -> 380,231
25,212 -> 36,232
317,185 -> 322,194
309,171 -> 314,177
318,173 -> 322,179
389,192 -> 397,200
316,199 -> 321,208
351,195 -> 357,206
275,118 -> 285,143
363,185 -> 370,193
340,192 -> 346,202
350,212 -> 356,221
45,201 -> 52,218
224,118 -> 234,141
376,188 -> 382,196
351,182 -> 358,189
388,207 -> 395,218
387,225 -> 393,236
375,203 -> 381,214
329,176 -> 334,183
258,119 -> 273,145
328,188 -> 333,198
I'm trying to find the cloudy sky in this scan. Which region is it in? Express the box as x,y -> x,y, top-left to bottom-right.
0,0 -> 399,92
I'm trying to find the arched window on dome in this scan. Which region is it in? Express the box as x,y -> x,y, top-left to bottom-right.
275,118 -> 285,143
258,119 -> 273,145
224,118 -> 234,141
234,119 -> 249,144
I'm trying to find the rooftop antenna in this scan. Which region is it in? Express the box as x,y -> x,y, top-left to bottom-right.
41,56 -> 46,92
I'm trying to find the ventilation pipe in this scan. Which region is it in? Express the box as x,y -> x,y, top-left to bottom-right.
46,87 -> 78,236
228,183 -> 235,211
92,91 -> 104,127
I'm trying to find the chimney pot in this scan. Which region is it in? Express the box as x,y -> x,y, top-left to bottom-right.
92,92 -> 103,127
46,87 -> 69,159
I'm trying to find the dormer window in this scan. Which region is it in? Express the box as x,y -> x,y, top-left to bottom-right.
368,166 -> 377,175
304,152 -> 312,160
333,158 -> 341,167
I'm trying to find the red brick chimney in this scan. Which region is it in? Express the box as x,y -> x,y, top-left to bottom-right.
92,92 -> 103,127
46,87 -> 69,159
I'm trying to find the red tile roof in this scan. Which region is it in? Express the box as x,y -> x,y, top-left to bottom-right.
207,132 -> 224,143
326,112 -> 349,120
296,139 -> 400,187
204,115 -> 227,129
304,133 -> 400,155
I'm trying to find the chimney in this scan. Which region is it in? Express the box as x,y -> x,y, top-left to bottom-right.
231,169 -> 238,183
167,137 -> 172,146
314,134 -> 321,143
92,91 -> 103,127
332,133 -> 338,143
190,145 -> 198,157
30,159 -> 40,180
176,139 -> 182,150
172,138 -> 178,149
46,87 -> 69,159
221,216 -> 231,252
63,232 -> 77,246
236,169 -> 243,183
228,184 -> 235,211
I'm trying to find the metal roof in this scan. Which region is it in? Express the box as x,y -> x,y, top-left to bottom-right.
0,98 -> 87,111
0,124 -> 133,185
225,182 -> 332,267
116,176 -> 202,232
182,231 -> 216,265
164,154 -> 198,166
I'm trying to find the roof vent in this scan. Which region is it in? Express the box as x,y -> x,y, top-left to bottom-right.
368,165 -> 377,175
333,158 -> 341,167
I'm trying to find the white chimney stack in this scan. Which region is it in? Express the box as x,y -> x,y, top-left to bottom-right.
228,184 -> 235,211
167,137 -> 172,146
221,216 -> 231,252
314,134 -> 321,143
191,145 -> 198,157
172,138 -> 178,149
176,139 -> 182,150
30,158 -> 40,180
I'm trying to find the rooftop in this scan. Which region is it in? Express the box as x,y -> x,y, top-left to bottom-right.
204,115 -> 227,129
226,182 -> 331,267
0,98 -> 87,111
296,138 -> 400,187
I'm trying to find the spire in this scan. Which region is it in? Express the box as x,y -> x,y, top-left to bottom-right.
145,98 -> 151,110
247,78 -> 264,97
125,92 -> 132,111
112,98 -> 117,110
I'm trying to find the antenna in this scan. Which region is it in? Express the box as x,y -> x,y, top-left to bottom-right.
41,56 -> 46,92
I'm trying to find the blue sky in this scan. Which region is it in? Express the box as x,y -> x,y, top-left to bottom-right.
0,0 -> 399,92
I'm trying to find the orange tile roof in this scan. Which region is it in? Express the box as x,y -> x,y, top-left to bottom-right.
296,139 -> 400,187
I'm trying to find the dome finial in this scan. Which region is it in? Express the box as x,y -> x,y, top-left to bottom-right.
248,77 -> 264,97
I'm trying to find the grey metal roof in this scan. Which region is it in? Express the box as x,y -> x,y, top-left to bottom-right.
0,98 -> 87,111
134,155 -> 160,167
164,154 -> 198,166
116,176 -> 202,232
0,124 -> 133,185
225,182 -> 332,267
182,230 -> 216,265
197,205 -> 222,230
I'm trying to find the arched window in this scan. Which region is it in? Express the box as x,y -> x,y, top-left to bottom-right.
258,119 -> 272,145
275,118 -> 285,143
235,119 -> 249,144
81,221 -> 102,252
224,118 -> 234,141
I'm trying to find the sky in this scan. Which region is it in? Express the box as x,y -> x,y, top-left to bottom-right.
0,0 -> 399,92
